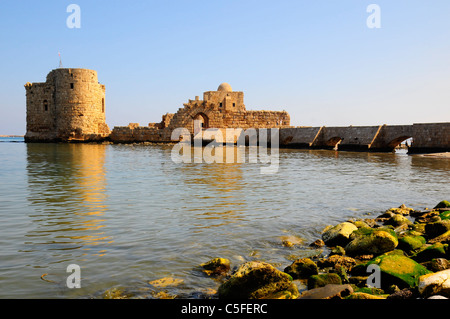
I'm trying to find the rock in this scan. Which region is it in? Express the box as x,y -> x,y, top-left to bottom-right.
200,257 -> 231,276
422,258 -> 450,272
307,273 -> 342,289
415,211 -> 441,224
398,234 -> 426,253
412,243 -> 448,263
149,277 -> 184,288
440,211 -> 450,221
347,292 -> 386,299
102,287 -> 132,299
428,230 -> 450,244
309,239 -> 325,248
384,214 -> 412,228
218,261 -> 298,299
386,288 -> 417,299
344,227 -> 398,256
386,204 -> 415,216
425,220 -> 450,238
418,269 -> 450,298
428,295 -> 449,299
330,246 -> 345,256
298,284 -> 353,299
284,258 -> 318,279
322,222 -> 358,247
434,200 -> 450,209
317,255 -> 357,272
352,253 -> 432,290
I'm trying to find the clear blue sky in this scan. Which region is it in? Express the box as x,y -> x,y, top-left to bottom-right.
1,0 -> 450,135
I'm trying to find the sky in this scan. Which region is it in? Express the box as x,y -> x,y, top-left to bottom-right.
1,0 -> 450,135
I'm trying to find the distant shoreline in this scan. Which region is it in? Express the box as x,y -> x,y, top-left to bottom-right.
0,135 -> 24,137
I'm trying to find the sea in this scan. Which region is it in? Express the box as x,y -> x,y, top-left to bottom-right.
0,136 -> 449,298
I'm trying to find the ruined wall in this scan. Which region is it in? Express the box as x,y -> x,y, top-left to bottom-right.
25,68 -> 110,142
409,123 -> 450,153
110,95 -> 290,143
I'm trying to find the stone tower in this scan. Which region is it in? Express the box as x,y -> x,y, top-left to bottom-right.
24,68 -> 110,142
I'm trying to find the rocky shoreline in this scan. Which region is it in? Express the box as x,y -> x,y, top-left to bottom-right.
196,200 -> 450,300
102,200 -> 450,299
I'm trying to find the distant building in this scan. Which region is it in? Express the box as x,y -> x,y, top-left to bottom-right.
24,69 -> 290,143
24,68 -> 110,142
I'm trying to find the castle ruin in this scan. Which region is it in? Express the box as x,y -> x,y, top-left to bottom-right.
24,68 -> 449,153
24,68 -> 110,142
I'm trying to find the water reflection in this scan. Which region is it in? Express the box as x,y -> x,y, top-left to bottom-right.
173,146 -> 247,230
25,143 -> 111,261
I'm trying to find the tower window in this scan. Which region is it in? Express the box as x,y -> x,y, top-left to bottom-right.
70,83 -> 74,89
219,103 -> 223,108
102,98 -> 105,113
233,103 -> 236,107
43,100 -> 48,112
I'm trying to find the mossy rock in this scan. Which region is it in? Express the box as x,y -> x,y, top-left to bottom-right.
200,257 -> 231,276
434,200 -> 450,209
440,211 -> 450,221
307,273 -> 342,289
384,214 -> 412,227
218,261 -> 298,299
322,222 -> 358,247
425,220 -> 450,238
412,243 -> 448,263
398,235 -> 426,253
361,253 -> 432,289
346,292 -> 387,299
284,258 -> 318,279
344,227 -> 398,256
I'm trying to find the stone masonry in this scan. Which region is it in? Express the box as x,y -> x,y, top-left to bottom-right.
24,68 -> 110,142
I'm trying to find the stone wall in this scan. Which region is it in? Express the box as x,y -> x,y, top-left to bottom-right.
25,68 -> 110,142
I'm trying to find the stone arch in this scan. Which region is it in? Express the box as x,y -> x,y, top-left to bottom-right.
193,112 -> 209,132
387,136 -> 412,149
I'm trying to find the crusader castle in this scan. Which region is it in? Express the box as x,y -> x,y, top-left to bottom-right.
24,68 -> 450,153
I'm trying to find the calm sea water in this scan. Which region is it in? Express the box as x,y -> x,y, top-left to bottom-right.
0,137 -> 449,298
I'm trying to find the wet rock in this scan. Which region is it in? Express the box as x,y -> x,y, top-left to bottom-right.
422,258 -> 450,272
415,211 -> 441,224
344,227 -> 398,256
298,284 -> 353,299
425,220 -> 450,238
412,243 -> 448,263
200,257 -> 231,276
317,255 -> 357,272
330,246 -> 345,256
389,204 -> 415,215
440,211 -> 450,221
218,261 -> 298,299
398,234 -> 426,253
352,252 -> 431,290
434,200 -> 450,209
309,239 -> 325,248
322,222 -> 358,247
283,258 -> 318,279
102,287 -> 132,299
307,273 -> 342,289
418,269 -> 450,298
384,214 -> 412,228
347,292 -> 386,299
386,288 -> 417,299
428,230 -> 450,244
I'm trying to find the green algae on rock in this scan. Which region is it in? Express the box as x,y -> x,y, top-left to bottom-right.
218,261 -> 299,299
